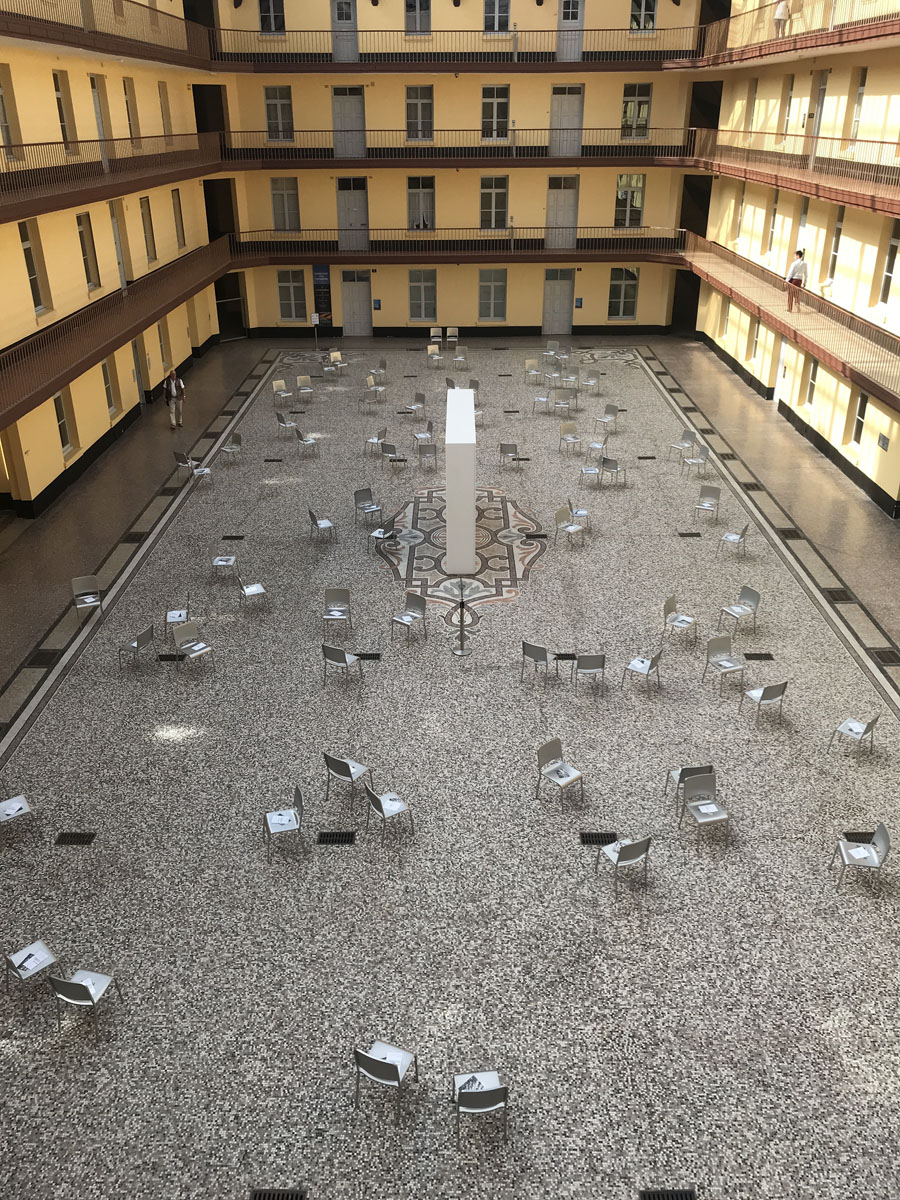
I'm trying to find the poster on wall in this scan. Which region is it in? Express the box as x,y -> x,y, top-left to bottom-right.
312,265 -> 333,326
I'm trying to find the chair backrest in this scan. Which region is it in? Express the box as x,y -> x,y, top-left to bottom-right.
323,751 -> 353,780
537,738 -> 563,769
134,625 -> 155,650
330,350 -> 342,363
522,640 -> 548,666
648,649 -> 662,670
174,620 -> 201,648
575,653 -> 605,671
616,836 -> 651,866
293,785 -> 304,826
354,1048 -> 400,1085
447,327 -> 458,337
297,375 -> 311,387
419,443 -> 437,460
430,326 -> 442,338
683,772 -> 716,802
736,523 -> 749,539
862,714 -> 881,737
276,411 -> 288,425
427,344 -> 439,355
760,680 -> 788,702
272,378 -> 286,392
415,392 -> 426,406
363,781 -> 385,818
48,974 -> 95,1006
457,1085 -> 508,1113
446,377 -> 455,389
677,764 -> 714,786
174,451 -> 190,467
354,488 -> 373,507
737,585 -> 760,611
546,340 -> 559,352
873,822 -> 891,863
322,644 -> 348,668
500,443 -> 517,457
380,516 -> 396,537
404,592 -> 427,618
699,484 -> 720,502
663,595 -> 676,620
425,420 -> 433,434
324,587 -> 350,610
378,358 -> 387,370
600,457 -> 618,471
697,445 -> 710,461
525,358 -> 538,371
706,634 -> 732,661
605,404 -> 618,416
308,507 -> 318,524
469,379 -> 479,392
72,575 -> 100,598
365,374 -> 375,388
376,426 -> 387,440
560,421 -> 577,435
555,505 -> 572,528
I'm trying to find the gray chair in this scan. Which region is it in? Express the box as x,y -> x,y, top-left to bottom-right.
354,488 -> 382,528
323,588 -> 352,636
309,508 -> 337,543
365,426 -> 387,457
173,450 -> 212,485
701,634 -> 745,695
679,772 -> 729,844
828,714 -> 880,758
581,370 -> 600,395
294,428 -> 319,458
521,641 -> 549,682
622,649 -> 662,691
453,1071 -> 509,1148
271,377 -> 291,403
718,585 -> 760,634
430,325 -> 443,346
669,428 -> 697,460
445,376 -> 456,391
413,419 -> 434,446
830,823 -> 890,891
264,787 -> 303,864
363,373 -> 386,405
579,463 -> 601,488
663,595 -> 697,644
5,940 -> 58,1017
553,388 -> 576,418
173,621 -> 214,670
554,504 -> 584,549
323,349 -> 347,378
380,443 -> 407,473
567,497 -> 591,532
118,624 -> 156,668
468,378 -> 480,397
324,752 -> 370,803
295,374 -> 314,399
664,764 -> 715,812
322,644 -> 362,685
586,438 -> 606,462
717,522 -> 749,558
446,327 -> 459,350
165,595 -> 190,643
401,393 -> 426,420
0,794 -> 33,836
47,968 -> 123,1042
354,1040 -> 419,1125
682,444 -> 710,476
599,456 -> 626,486
594,404 -> 618,435
695,484 -> 720,522
499,443 -> 520,470
210,544 -> 237,577
392,592 -> 427,643
542,340 -> 560,365
532,393 -> 551,416
452,345 -> 467,370
558,421 -> 581,456
739,680 -> 788,725
418,443 -> 438,470
364,781 -> 414,844
221,432 -> 243,462
369,515 -> 399,556
572,653 -> 605,694
368,360 -> 386,385
536,738 -> 584,802
524,357 -> 541,384
594,836 -> 651,898
427,343 -> 444,369
72,575 -> 102,620
237,574 -> 267,607
276,411 -> 298,437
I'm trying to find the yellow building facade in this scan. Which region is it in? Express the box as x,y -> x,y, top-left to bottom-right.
1,0 -> 899,515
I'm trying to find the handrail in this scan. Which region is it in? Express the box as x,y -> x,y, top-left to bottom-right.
696,0 -> 900,60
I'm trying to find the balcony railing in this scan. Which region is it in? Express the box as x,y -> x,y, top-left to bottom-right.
697,0 -> 900,60
0,0 -> 209,60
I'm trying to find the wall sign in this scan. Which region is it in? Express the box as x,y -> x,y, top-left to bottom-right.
311,265 -> 333,326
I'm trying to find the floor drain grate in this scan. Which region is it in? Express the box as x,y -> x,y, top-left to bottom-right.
743,481 -> 764,492
778,527 -> 804,540
498,373 -> 512,378
697,427 -> 715,435
250,1190 -> 308,1200
56,831 -> 96,846
677,532 -> 701,538
26,649 -> 63,668
680,405 -> 699,413
157,653 -> 185,662
120,532 -> 145,544
526,532 -> 548,539
317,831 -> 356,846
554,652 -> 577,662
744,652 -> 774,661
871,647 -> 900,666
263,458 -> 283,463
355,652 -> 382,661
160,486 -> 180,496
580,831 -> 617,846
719,451 -> 737,461
289,410 -> 307,415
639,1191 -> 697,1200
222,535 -> 245,541
503,409 -> 520,414
824,587 -> 854,603
637,455 -> 656,460
403,374 -> 418,378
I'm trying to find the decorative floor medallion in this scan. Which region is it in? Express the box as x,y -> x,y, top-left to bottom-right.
376,487 -> 545,627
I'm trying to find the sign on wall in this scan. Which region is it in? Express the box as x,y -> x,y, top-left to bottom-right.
312,265 -> 333,326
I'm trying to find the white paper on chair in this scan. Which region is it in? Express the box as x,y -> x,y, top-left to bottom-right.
718,660 -> 736,669
459,1075 -> 485,1092
698,803 -> 718,814
849,846 -> 871,859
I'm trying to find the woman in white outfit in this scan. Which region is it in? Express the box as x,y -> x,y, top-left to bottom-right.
774,1 -> 790,37
785,249 -> 809,312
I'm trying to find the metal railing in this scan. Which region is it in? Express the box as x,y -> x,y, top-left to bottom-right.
0,0 -> 208,58
698,0 -> 900,58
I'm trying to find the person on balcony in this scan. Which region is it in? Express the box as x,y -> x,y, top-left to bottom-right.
774,1 -> 790,37
786,249 -> 809,313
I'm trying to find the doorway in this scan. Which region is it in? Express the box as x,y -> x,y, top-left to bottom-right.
203,178 -> 238,240
192,83 -> 229,133
332,86 -> 366,159
89,75 -> 112,170
108,200 -> 130,287
542,268 -> 575,335
341,269 -> 373,336
331,0 -> 359,62
549,85 -> 584,157
557,0 -> 584,62
545,176 -> 578,251
215,273 -> 247,341
337,177 -> 369,251
807,70 -> 829,168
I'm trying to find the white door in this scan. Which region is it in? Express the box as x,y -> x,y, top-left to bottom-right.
108,200 -> 127,288
807,70 -> 828,168
341,270 -> 373,336
90,75 -> 110,171
557,0 -> 584,63
331,0 -> 358,63
545,176 -> 578,251
332,86 -> 366,159
549,85 -> 584,157
542,269 -> 575,335
337,178 -> 369,251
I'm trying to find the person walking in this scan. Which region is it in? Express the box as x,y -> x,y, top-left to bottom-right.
785,249 -> 808,313
164,368 -> 185,429
773,1 -> 790,37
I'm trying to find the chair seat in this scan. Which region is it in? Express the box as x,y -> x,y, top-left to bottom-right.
721,532 -> 743,544
838,841 -> 881,868
711,656 -> 743,673
345,758 -> 368,782
541,761 -> 582,787
597,838 -> 640,866
325,607 -> 350,620
697,499 -> 717,510
454,1070 -> 504,1107
581,466 -> 600,476
10,940 -> 57,980
180,639 -> 211,657
167,608 -> 188,624
666,613 -> 695,629
379,793 -> 408,818
837,719 -> 867,738
0,795 -> 31,822
213,555 -> 236,568
75,593 -> 101,606
266,808 -> 300,834
393,611 -> 421,625
560,522 -> 583,536
722,604 -> 752,619
686,800 -> 728,827
366,1040 -> 415,1084
744,686 -> 769,703
316,519 -> 334,531
242,583 -> 266,597
68,969 -> 114,1003
626,656 -> 652,674
193,467 -> 212,477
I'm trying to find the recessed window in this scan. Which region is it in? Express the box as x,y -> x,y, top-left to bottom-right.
879,219 -> 900,304
278,269 -> 307,320
805,359 -> 818,406
852,392 -> 868,444
259,0 -> 285,34
478,269 -> 507,320
18,219 -> 50,312
53,70 -> 76,151
827,205 -> 845,280
481,86 -> 509,140
848,66 -> 867,143
630,0 -> 656,30
271,177 -> 300,231
265,86 -> 293,141
405,0 -> 431,35
122,77 -> 141,145
0,67 -> 23,158
101,358 -> 119,414
409,269 -> 436,321
766,189 -> 779,254
480,176 -> 508,230
76,212 -> 101,289
614,174 -> 645,228
621,83 -> 651,140
608,267 -> 639,320
406,86 -> 433,141
484,0 -> 509,33
140,196 -> 157,262
54,393 -> 73,454
407,176 -> 435,231
171,188 -> 186,249
158,81 -> 173,144
750,318 -> 761,360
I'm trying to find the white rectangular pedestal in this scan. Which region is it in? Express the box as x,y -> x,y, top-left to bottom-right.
444,388 -> 477,575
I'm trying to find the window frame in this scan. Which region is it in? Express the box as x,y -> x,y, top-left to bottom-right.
76,211 -> 101,290
101,358 -> 119,415
171,188 -> 186,249
54,392 -> 73,455
805,358 -> 819,406
852,392 -> 868,445
406,85 -> 434,141
614,173 -> 645,229
259,0 -> 286,35
139,196 -> 157,263
271,176 -> 301,232
481,85 -> 510,140
277,269 -> 307,321
409,268 -> 437,321
405,0 -> 431,35
629,0 -> 657,31
478,268 -> 507,320
18,219 -> 50,313
480,175 -> 509,231
608,266 -> 639,321
122,77 -> 141,146
879,219 -> 900,305
53,70 -> 77,153
483,0 -> 510,34
265,86 -> 294,143
407,175 -> 435,231
827,205 -> 845,281
621,83 -> 652,140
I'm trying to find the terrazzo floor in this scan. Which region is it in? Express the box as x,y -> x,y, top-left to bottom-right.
2,344 -> 899,1200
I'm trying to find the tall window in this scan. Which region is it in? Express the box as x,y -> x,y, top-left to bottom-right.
852,392 -> 868,444
140,196 -> 157,262
0,74 -> 16,153
18,220 -> 50,312
484,0 -> 509,32
259,0 -> 285,33
479,269 -> 507,319
630,0 -> 656,30
561,0 -> 580,18
158,81 -> 173,144
409,269 -> 437,320
122,77 -> 141,144
171,188 -> 186,248
608,267 -> 639,320
157,319 -> 170,368
481,86 -> 509,139
750,318 -> 761,360
271,177 -> 300,231
265,86 -> 293,141
734,181 -> 746,240
721,298 -> 730,336
480,176 -> 508,230
54,393 -> 72,453
405,0 -> 431,34
76,212 -> 101,289
747,77 -> 758,131
766,189 -> 779,254
879,219 -> 900,304
407,176 -> 435,230
849,66 -> 867,142
827,205 -> 845,280
406,86 -> 433,140
780,74 -> 794,140
799,196 -> 809,231
621,83 -> 651,139
805,359 -> 818,406
101,358 -> 119,414
278,270 -> 307,320
614,174 -> 645,228
53,71 -> 76,150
